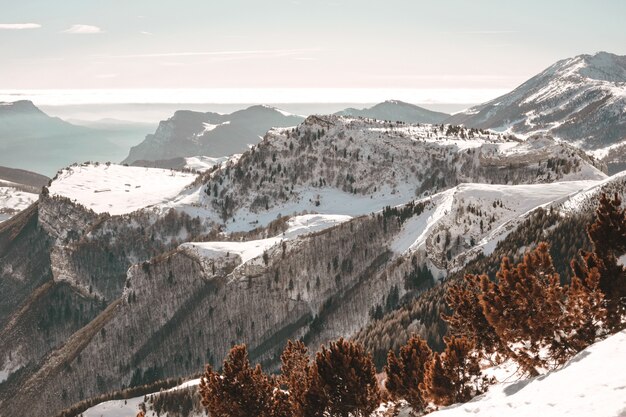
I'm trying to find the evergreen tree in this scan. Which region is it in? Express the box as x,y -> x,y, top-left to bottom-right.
578,193 -> 626,329
420,336 -> 489,406
479,243 -> 565,375
384,335 -> 432,412
444,273 -> 500,356
307,338 -> 380,417
199,344 -> 274,417
279,340 -> 311,417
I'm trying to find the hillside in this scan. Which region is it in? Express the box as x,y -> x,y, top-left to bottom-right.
123,105 -> 303,164
336,100 -> 450,124
0,117 -> 612,416
446,52 -> 626,159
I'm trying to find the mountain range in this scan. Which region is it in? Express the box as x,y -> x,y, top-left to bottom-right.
0,51 -> 625,417
0,112 -> 616,416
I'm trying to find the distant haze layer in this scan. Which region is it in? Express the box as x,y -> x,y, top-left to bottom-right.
0,88 -> 500,122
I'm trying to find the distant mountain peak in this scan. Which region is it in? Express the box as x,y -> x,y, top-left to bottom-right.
335,100 -> 449,124
446,52 -> 626,152
0,99 -> 44,115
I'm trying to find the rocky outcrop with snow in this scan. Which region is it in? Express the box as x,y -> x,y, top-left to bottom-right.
123,105 -> 303,164
447,52 -> 626,153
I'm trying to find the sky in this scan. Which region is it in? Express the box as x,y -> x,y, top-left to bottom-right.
0,0 -> 625,104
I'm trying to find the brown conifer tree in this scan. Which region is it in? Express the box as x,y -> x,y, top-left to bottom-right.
279,340 -> 311,417
479,243 -> 565,375
199,344 -> 274,417
384,335 -> 432,412
580,193 -> 626,329
444,274 -> 500,356
307,338 -> 381,417
420,336 -> 488,406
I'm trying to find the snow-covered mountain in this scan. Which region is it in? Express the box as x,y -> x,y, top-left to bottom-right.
0,166 -> 47,223
446,52 -> 626,153
335,100 -> 449,124
122,105 -> 303,165
0,116 -> 614,417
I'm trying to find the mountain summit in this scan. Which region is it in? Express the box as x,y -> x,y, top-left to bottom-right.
446,52 -> 626,150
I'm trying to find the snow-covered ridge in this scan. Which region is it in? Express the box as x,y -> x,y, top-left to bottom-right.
390,179 -> 602,271
47,163 -> 197,216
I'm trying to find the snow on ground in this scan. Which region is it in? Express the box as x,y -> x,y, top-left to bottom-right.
180,214 -> 352,266
183,155 -> 232,172
427,330 -> 626,417
48,163 -> 197,216
392,180 -> 601,257
82,379 -> 201,417
0,186 -> 38,223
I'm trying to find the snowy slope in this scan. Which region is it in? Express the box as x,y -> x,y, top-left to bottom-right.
447,52 -> 626,151
181,214 -> 351,267
390,180 -> 601,271
426,331 -> 626,417
48,163 -> 197,215
169,115 -> 604,233
0,186 -> 38,223
82,379 -> 201,417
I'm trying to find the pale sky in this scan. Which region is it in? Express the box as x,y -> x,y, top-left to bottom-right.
1,0 -> 625,103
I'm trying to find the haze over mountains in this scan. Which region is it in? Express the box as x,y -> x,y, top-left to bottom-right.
0,101 -> 151,176
0,51 -> 625,417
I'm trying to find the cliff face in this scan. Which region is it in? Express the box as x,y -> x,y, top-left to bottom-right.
123,106 -> 304,164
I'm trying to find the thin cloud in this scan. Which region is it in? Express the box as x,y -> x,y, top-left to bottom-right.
98,48 -> 320,59
439,30 -> 518,35
63,24 -> 103,34
0,23 -> 41,30
94,73 -> 119,79
140,31 -> 153,35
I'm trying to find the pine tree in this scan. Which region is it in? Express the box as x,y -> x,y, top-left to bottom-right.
479,243 -> 565,375
444,273 -> 500,356
384,335 -> 432,412
279,340 -> 311,417
199,344 -> 274,417
579,193 -> 626,329
307,338 -> 381,417
420,336 -> 489,406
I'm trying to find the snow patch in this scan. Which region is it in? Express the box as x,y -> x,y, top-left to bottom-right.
48,163 -> 197,216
